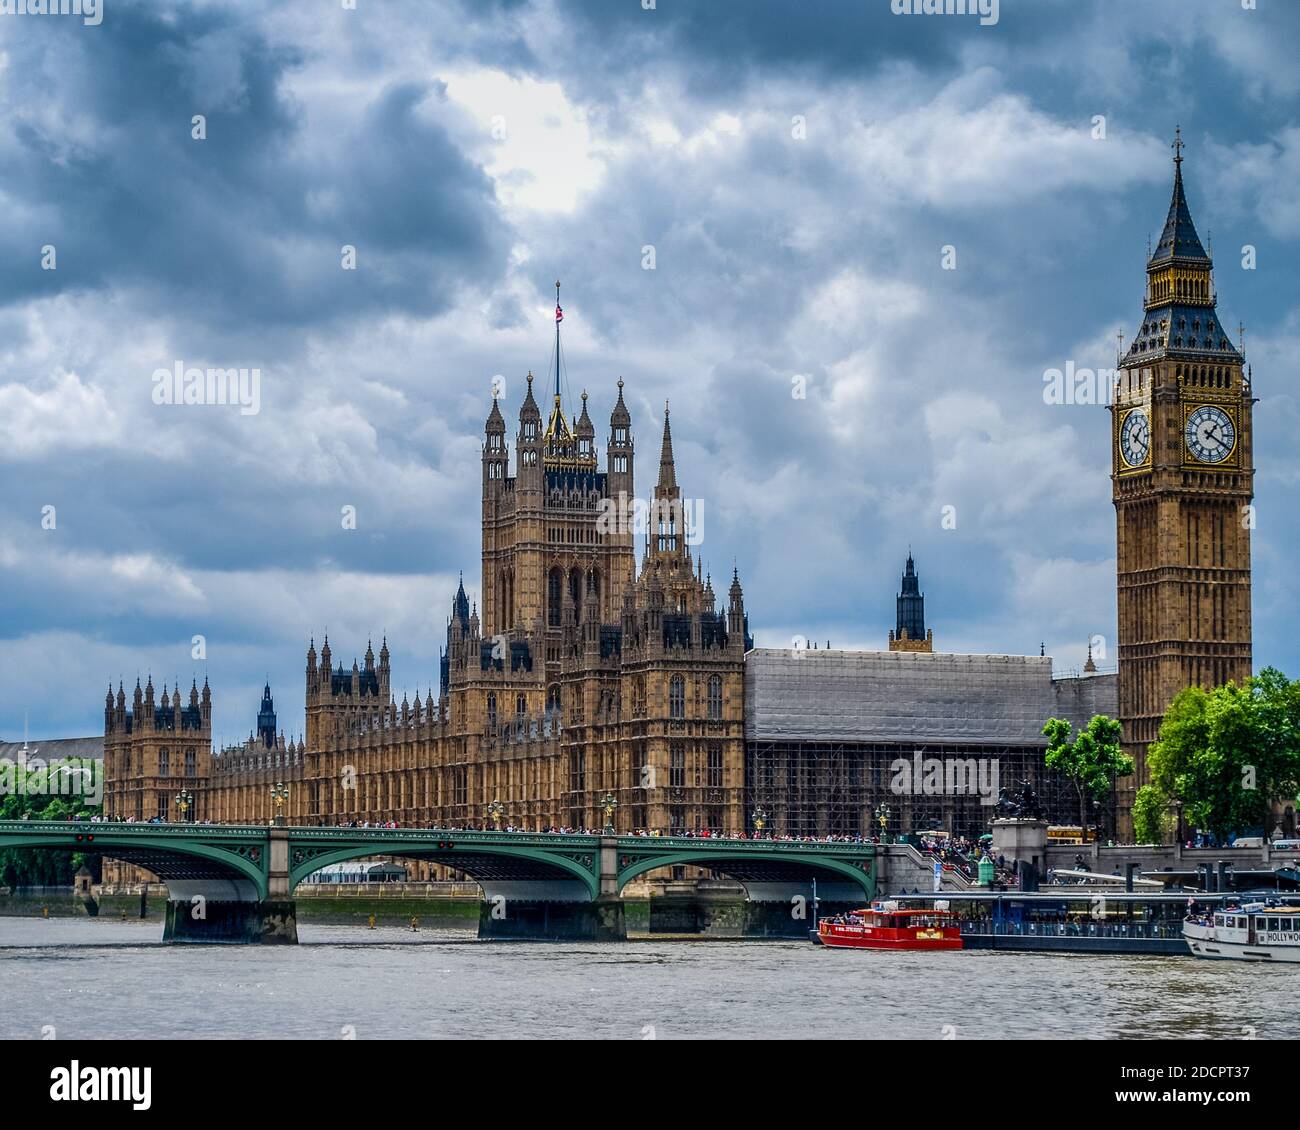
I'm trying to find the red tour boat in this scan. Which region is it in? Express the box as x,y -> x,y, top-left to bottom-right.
816,901 -> 963,950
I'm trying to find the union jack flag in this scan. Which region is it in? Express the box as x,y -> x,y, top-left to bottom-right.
555,304 -> 563,323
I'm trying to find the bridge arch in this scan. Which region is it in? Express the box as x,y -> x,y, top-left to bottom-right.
0,830 -> 269,899
288,840 -> 600,899
615,850 -> 874,901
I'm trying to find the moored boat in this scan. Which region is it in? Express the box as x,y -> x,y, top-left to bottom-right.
1183,901 -> 1300,962
816,900 -> 963,950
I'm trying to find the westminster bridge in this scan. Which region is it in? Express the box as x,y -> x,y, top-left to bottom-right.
0,820 -> 875,943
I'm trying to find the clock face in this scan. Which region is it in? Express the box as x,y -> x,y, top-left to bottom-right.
1119,407 -> 1150,468
1185,404 -> 1236,464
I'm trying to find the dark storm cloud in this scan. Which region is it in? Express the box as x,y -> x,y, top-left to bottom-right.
0,5 -> 509,335
3,0 -> 1300,742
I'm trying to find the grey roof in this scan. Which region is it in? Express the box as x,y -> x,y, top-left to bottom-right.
0,736 -> 103,761
744,648 -> 1058,747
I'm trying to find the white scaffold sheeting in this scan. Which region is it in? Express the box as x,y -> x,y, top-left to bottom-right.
744,648 -> 1061,746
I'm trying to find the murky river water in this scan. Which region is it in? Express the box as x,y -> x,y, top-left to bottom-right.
1,918 -> 1293,1040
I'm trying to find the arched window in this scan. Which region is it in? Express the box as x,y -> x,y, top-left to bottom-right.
708,676 -> 723,720
669,676 -> 685,719
516,694 -> 527,718
548,568 -> 563,627
487,693 -> 497,729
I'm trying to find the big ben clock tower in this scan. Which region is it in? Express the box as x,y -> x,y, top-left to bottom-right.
1111,130 -> 1254,834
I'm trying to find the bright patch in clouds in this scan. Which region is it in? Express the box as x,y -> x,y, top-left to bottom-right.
443,69 -> 606,213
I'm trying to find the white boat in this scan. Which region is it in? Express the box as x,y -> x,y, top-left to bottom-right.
1183,902 -> 1300,962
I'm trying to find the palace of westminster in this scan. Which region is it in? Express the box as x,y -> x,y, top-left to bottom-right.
99,140 -> 1267,844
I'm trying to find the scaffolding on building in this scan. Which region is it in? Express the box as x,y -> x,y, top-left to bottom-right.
742,648 -> 1117,840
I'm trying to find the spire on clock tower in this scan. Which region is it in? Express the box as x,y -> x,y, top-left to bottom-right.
1122,130 -> 1241,367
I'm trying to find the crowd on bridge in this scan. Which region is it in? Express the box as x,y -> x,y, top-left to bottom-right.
43,814 -> 997,859
329,820 -> 879,844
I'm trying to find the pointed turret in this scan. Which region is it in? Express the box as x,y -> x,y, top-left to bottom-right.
1124,129 -> 1241,366
648,402 -> 684,560
607,377 -> 634,499
257,682 -> 277,748
453,572 -> 470,626
517,371 -> 543,489
1151,131 -> 1208,265
520,370 -> 540,420
657,401 -> 678,494
727,566 -> 746,639
889,551 -> 933,652
575,389 -> 596,464
484,394 -> 507,489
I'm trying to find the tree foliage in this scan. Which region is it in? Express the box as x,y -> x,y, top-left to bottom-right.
1043,714 -> 1134,832
0,768 -> 100,889
1132,784 -> 1172,845
1145,668 -> 1300,840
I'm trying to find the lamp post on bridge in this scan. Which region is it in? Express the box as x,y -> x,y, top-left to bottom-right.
751,806 -> 768,838
270,782 -> 289,827
174,789 -> 193,824
875,802 -> 891,845
487,799 -> 505,832
600,792 -> 618,835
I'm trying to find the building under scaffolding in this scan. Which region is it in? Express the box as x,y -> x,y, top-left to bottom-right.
743,648 -> 1117,840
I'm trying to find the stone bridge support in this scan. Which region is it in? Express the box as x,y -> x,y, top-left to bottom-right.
475,837 -> 625,941
164,829 -> 297,945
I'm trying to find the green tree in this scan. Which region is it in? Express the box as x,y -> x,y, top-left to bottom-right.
1147,668 -> 1300,840
1132,784 -> 1172,845
1043,714 -> 1134,834
0,760 -> 100,888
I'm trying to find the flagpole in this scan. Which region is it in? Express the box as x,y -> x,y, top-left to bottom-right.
554,279 -> 562,404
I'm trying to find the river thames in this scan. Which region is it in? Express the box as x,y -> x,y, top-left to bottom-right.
1,918 -> 1291,1041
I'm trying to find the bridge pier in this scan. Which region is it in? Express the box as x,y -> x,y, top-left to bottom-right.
477,895 -> 626,942
163,898 -> 298,944
648,881 -> 863,938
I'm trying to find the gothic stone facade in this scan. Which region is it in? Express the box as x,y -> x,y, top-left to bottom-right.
1112,141 -> 1254,832
137,378 -> 750,836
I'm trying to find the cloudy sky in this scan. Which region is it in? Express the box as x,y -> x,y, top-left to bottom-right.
2,0 -> 1298,744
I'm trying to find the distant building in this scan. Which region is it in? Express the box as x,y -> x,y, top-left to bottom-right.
745,648 -> 1117,839
0,736 -> 103,765
888,553 -> 933,652
304,861 -> 408,884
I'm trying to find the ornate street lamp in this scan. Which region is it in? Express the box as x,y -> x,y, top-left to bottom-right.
487,799 -> 506,831
875,802 -> 891,843
600,792 -> 618,835
270,781 -> 289,827
751,806 -> 768,836
1172,798 -> 1185,847
174,789 -> 193,823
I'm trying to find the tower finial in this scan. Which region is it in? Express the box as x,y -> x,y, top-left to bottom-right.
1172,125 -> 1184,169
